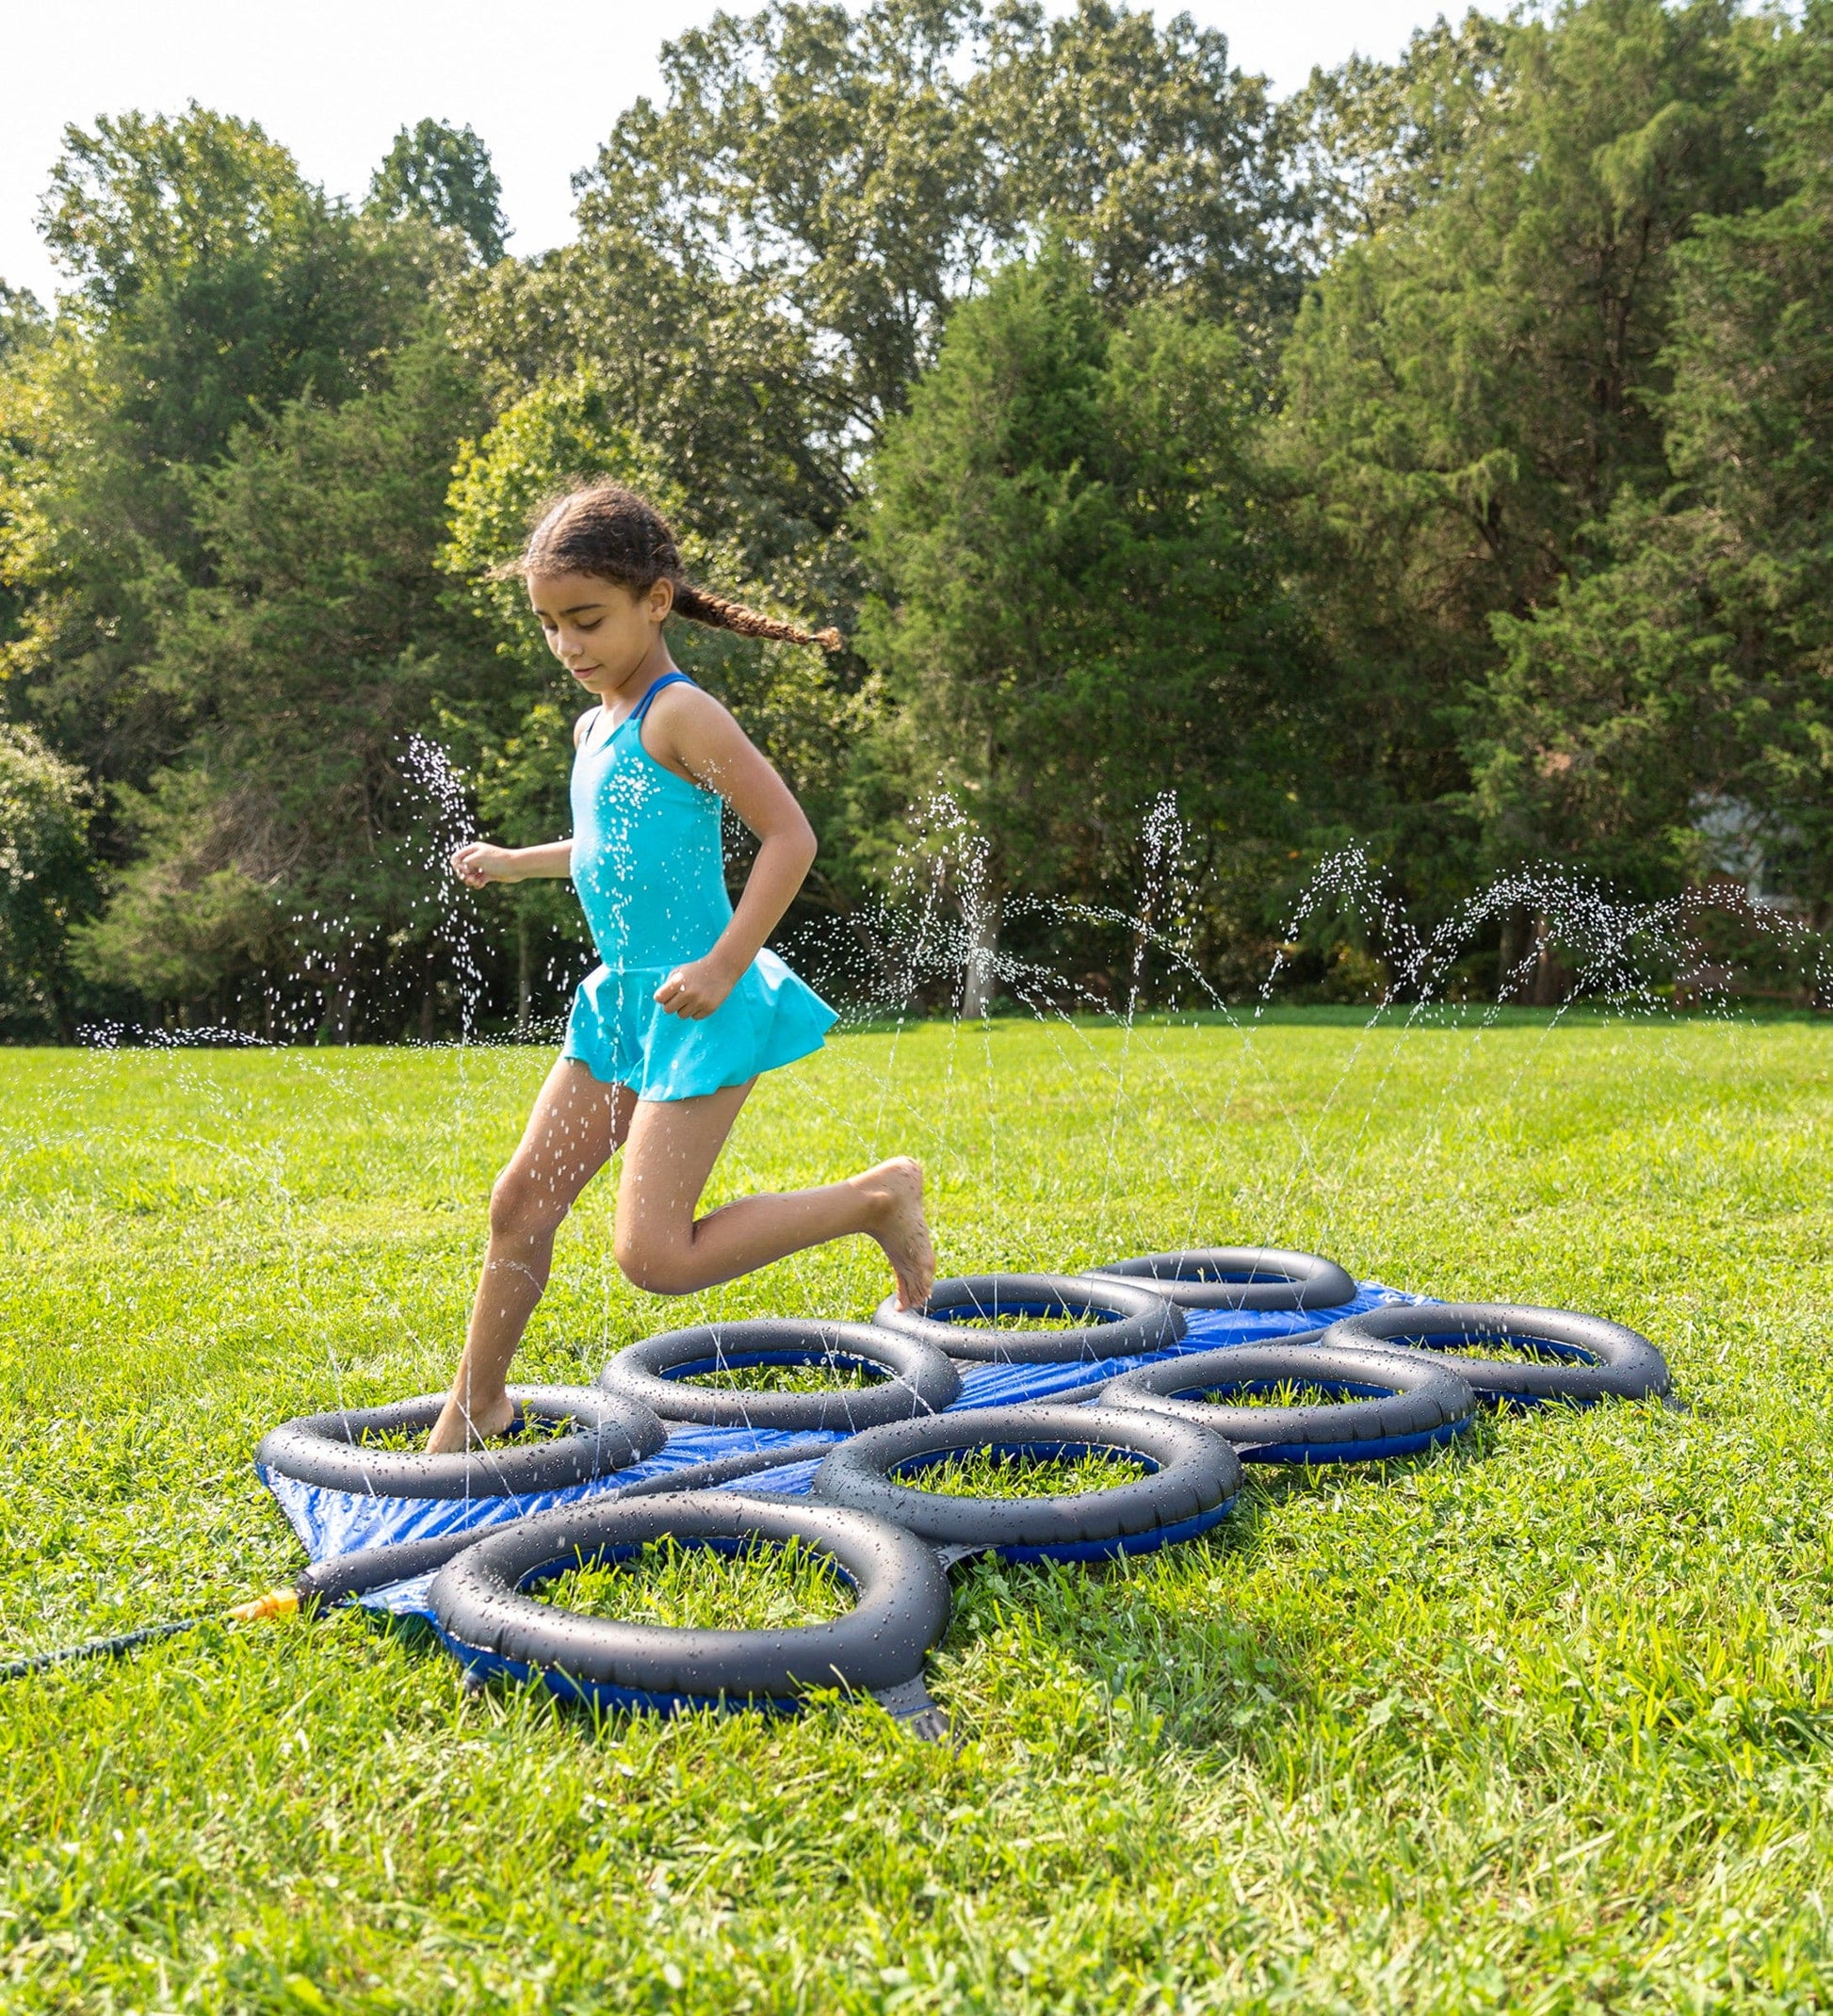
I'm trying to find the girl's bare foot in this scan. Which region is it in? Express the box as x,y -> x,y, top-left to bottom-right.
857,1156 -> 936,1310
425,1389 -> 515,1455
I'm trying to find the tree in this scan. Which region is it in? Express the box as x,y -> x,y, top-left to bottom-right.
571,0 -> 1293,437
0,285 -> 44,361
369,119 -> 509,265
73,330 -> 496,1034
1469,2 -> 1833,905
1278,0 -> 1782,907
1288,10 -> 1511,257
859,245 -> 1320,1000
975,0 -> 1291,324
4,107 -> 460,791
0,723 -> 92,1037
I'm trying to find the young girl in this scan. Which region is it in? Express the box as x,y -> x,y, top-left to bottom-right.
426,483 -> 934,1455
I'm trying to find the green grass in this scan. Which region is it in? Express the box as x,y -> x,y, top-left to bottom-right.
365,1414 -> 576,1453
1433,1338 -> 1583,1364
685,1358 -> 880,1393
544,1537 -> 852,1631
1194,1379 -> 1346,1409
976,1310 -> 1087,1330
896,1449 -> 1152,1498
1,1011 -> 1831,2009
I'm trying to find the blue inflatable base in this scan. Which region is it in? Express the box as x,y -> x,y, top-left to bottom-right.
259,1283 -> 1425,1618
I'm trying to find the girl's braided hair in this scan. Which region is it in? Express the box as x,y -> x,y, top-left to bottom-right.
504,481 -> 842,652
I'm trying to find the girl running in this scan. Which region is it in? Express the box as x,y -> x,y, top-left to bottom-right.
427,484 -> 934,1455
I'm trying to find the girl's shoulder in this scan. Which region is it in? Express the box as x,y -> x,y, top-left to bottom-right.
641,679 -> 754,786
573,705 -> 604,750
643,677 -> 738,749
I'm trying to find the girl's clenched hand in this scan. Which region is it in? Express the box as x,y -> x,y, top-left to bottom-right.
451,841 -> 517,887
653,957 -> 738,1020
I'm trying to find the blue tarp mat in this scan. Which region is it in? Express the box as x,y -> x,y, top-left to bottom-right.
258,1282 -> 1421,1618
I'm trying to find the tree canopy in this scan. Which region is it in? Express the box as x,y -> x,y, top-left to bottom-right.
1,0 -> 1828,1037
368,119 -> 509,265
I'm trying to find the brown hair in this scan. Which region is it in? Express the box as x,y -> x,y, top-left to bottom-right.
503,481 -> 842,652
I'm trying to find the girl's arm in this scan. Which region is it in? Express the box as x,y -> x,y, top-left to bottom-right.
645,689 -> 817,1020
450,707 -> 593,889
450,838 -> 573,888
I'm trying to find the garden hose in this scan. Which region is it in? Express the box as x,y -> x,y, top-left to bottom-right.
0,1438 -> 838,1685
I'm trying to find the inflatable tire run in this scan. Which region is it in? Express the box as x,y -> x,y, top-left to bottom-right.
294,1439 -> 841,1609
255,1385 -> 666,1500
429,1490 -> 950,1711
811,1404 -> 1240,1559
1321,1302 -> 1670,1406
1087,1246 -> 1357,1312
872,1273 -> 1185,1364
1099,1341 -> 1476,1464
598,1319 -> 961,1431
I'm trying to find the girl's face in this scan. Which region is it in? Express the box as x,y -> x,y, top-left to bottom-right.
527,571 -> 673,698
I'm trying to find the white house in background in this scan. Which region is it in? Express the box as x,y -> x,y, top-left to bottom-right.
1691,795 -> 1809,916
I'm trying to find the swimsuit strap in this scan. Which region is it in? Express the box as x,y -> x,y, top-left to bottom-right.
627,670 -> 695,727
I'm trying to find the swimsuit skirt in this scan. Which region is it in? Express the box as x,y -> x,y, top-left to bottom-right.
560,675 -> 835,1101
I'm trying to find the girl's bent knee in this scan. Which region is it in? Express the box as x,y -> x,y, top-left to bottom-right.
613,1230 -> 693,1296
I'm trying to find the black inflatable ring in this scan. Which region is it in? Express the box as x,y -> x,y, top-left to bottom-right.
255,1385 -> 665,1499
430,1490 -> 950,1710
598,1319 -> 961,1430
1321,1302 -> 1670,1405
1100,1341 -> 1475,1463
811,1404 -> 1239,1558
872,1273 -> 1185,1364
1087,1246 -> 1357,1311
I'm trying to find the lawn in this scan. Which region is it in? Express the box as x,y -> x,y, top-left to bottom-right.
0,1010 -> 1829,2013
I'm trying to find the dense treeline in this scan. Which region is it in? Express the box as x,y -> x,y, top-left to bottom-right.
2,0 -> 1828,1039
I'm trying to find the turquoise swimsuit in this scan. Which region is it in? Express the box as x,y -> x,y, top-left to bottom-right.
560,672 -> 836,1100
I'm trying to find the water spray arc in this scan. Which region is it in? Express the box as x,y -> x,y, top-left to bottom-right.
35,757 -> 1771,1732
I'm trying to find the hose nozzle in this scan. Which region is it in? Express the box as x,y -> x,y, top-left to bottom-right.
226,1587 -> 300,1625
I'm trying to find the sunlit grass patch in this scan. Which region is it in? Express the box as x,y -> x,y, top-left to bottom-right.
685,1358 -> 881,1392
0,1018 -> 1827,2013
1429,1336 -> 1592,1364
543,1535 -> 851,1630
360,1411 -> 576,1452
1194,1379 -> 1359,1408
899,1446 -> 1150,1497
953,1310 -> 1088,1330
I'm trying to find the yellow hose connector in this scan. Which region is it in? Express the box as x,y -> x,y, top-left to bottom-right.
227,1587 -> 300,1624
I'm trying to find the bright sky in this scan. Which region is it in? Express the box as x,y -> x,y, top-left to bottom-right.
2,0 -> 1473,306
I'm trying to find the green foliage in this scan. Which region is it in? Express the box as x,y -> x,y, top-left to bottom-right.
1,1019 -> 1830,2006
0,723 -> 91,1035
367,118 -> 509,265
1470,4 -> 1833,900
0,284 -> 44,361
975,0 -> 1290,325
861,245 -> 1318,931
574,0 -> 1292,432
79,329 -> 496,1032
1281,0 -> 1783,901
6,106 -> 462,793
38,106 -> 440,469
1289,9 -> 1513,253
